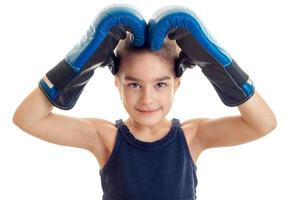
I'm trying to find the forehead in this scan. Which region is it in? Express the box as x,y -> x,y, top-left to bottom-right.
120,51 -> 173,71
118,51 -> 175,82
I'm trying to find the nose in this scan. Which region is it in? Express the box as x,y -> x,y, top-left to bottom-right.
139,87 -> 154,105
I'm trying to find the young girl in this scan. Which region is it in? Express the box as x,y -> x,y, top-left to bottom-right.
12,5 -> 276,200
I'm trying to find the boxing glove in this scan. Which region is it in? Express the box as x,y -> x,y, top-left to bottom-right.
148,6 -> 255,106
39,5 -> 146,110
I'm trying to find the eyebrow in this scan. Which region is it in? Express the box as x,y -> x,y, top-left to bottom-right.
124,75 -> 171,82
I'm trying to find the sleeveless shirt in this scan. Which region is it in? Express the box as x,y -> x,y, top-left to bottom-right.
99,118 -> 198,200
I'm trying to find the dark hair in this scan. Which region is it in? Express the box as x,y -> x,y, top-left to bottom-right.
113,34 -> 181,77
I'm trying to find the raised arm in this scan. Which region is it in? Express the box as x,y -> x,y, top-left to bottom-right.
237,91 -> 276,134
12,87 -> 100,152
196,91 -> 276,149
12,6 -> 147,152
147,6 -> 276,150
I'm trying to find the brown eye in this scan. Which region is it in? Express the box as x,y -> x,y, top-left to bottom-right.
156,82 -> 167,88
128,83 -> 140,88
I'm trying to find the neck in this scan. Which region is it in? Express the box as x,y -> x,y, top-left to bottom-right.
124,117 -> 170,137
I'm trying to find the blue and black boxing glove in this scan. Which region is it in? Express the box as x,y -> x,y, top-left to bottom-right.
148,6 -> 255,107
39,5 -> 146,110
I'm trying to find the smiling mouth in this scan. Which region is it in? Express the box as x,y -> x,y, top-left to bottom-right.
136,108 -> 160,113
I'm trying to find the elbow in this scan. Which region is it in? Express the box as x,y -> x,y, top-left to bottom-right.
264,106 -> 278,134
265,121 -> 277,135
271,116 -> 277,130
12,110 -> 31,131
12,110 -> 20,126
258,117 -> 277,136
267,113 -> 277,133
12,111 -> 24,129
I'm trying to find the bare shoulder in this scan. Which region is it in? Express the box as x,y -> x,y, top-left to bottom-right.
180,118 -> 210,146
181,118 -> 210,135
87,118 -> 118,157
182,115 -> 272,150
91,118 -> 117,135
179,118 -> 210,163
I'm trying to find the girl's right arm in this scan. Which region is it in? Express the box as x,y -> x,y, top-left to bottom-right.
12,87 -> 102,153
12,6 -> 147,154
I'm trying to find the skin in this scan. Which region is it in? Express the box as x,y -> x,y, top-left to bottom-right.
114,50 -> 181,140
12,48 -> 277,168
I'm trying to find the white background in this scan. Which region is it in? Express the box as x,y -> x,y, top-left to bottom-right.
1,0 -> 299,199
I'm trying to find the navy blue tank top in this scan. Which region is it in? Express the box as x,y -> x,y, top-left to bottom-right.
99,118 -> 198,200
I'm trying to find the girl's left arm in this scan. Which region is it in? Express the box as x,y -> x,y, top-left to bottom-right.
237,90 -> 277,134
193,91 -> 277,150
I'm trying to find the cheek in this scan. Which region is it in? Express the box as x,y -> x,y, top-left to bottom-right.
122,88 -> 138,103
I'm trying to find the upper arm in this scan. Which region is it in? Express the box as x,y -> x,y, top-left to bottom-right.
196,116 -> 269,150
17,112 -> 103,152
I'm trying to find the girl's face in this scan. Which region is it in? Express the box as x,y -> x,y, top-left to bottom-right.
115,51 -> 181,126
